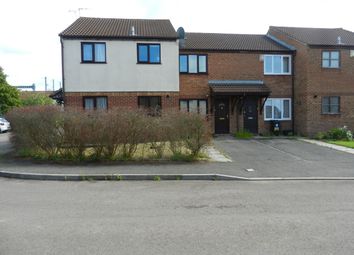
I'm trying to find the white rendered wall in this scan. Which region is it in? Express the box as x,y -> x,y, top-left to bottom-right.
63,39 -> 179,92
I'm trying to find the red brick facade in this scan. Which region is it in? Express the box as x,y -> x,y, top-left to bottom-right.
63,26 -> 354,136
268,28 -> 354,136
65,92 -> 179,110
64,50 -> 294,135
179,50 -> 294,135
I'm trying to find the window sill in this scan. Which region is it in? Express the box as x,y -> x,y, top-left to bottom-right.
321,67 -> 341,70
136,62 -> 161,65
264,73 -> 292,76
81,62 -> 107,64
264,119 -> 292,121
321,113 -> 341,115
180,72 -> 208,75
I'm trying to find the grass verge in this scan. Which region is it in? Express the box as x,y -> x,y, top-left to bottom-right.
327,140 -> 354,149
234,130 -> 253,139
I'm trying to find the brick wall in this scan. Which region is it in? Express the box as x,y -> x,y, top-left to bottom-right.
179,50 -> 294,134
268,28 -> 354,136
65,92 -> 180,110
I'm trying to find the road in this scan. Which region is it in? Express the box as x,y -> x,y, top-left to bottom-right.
1,179 -> 354,254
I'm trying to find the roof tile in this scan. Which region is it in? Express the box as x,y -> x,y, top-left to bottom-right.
60,17 -> 177,40
182,32 -> 291,51
270,26 -> 354,46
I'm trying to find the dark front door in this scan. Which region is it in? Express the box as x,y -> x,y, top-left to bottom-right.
243,97 -> 258,133
215,98 -> 229,134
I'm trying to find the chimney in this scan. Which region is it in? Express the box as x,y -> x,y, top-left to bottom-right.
130,26 -> 136,36
337,36 -> 343,45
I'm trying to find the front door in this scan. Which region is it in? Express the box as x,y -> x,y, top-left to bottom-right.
243,97 -> 258,133
215,98 -> 229,134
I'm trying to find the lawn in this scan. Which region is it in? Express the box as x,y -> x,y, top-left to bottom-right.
328,140 -> 354,149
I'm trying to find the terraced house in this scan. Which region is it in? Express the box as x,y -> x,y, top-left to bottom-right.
59,17 -> 354,136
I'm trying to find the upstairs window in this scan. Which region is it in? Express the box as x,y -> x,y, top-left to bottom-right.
137,44 -> 161,64
322,96 -> 340,114
264,55 -> 291,75
179,54 -> 207,74
322,51 -> 340,68
84,96 -> 108,110
264,98 -> 291,120
81,42 -> 106,63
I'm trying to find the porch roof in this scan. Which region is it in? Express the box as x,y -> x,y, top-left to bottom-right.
49,88 -> 64,104
209,80 -> 271,96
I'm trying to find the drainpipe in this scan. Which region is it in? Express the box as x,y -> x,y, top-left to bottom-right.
291,52 -> 295,134
60,37 -> 65,106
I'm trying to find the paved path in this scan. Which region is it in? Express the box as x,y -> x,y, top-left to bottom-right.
0,132 -> 13,155
213,136 -> 354,177
1,179 -> 354,255
1,133 -> 354,178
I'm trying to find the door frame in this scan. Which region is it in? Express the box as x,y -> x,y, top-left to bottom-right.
243,97 -> 259,134
214,97 -> 230,134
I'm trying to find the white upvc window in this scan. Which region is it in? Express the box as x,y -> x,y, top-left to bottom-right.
264,55 -> 291,75
264,98 -> 291,121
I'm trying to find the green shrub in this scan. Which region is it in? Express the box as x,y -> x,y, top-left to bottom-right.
314,131 -> 327,140
235,129 -> 253,139
178,112 -> 211,157
7,107 -> 211,161
20,92 -> 54,106
6,106 -> 64,158
326,127 -> 350,141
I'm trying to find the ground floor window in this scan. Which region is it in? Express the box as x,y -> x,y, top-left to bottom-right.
322,96 -> 340,114
179,99 -> 207,115
264,98 -> 291,120
138,96 -> 161,114
83,96 -> 108,110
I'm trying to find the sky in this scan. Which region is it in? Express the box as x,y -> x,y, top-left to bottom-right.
1,0 -> 354,91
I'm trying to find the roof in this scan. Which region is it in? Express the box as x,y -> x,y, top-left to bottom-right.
49,88 -> 63,104
270,26 -> 354,46
182,32 -> 292,52
209,80 -> 271,96
60,17 -> 177,40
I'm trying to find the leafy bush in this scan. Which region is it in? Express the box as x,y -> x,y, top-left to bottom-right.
316,126 -> 353,141
314,131 -> 327,140
6,106 -> 64,158
0,66 -> 21,114
6,107 -> 211,161
20,92 -> 55,106
164,111 -> 211,157
326,126 -> 353,141
235,129 -> 253,139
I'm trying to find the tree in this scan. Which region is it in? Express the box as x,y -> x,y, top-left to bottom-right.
20,93 -> 54,106
0,66 -> 20,114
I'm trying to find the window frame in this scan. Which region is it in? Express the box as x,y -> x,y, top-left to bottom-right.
137,44 -> 161,64
179,54 -> 208,74
138,96 -> 162,114
321,50 -> 340,69
179,99 -> 208,115
83,96 -> 108,110
264,98 -> 292,121
263,55 -> 292,75
81,42 -> 107,64
321,96 -> 340,114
